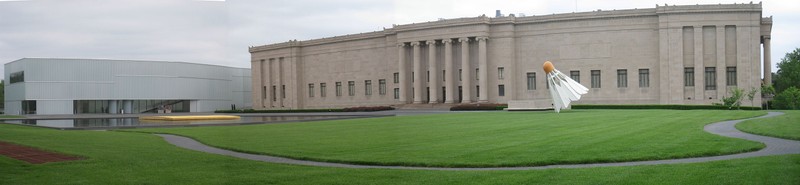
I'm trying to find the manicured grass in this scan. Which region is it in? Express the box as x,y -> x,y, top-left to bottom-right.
133,110 -> 766,167
0,122 -> 800,185
0,123 -> 798,185
737,110 -> 800,140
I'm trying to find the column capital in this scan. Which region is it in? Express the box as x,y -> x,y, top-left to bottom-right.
426,40 -> 436,45
763,35 -> 771,40
397,43 -> 406,47
458,37 -> 470,43
442,39 -> 452,44
410,42 -> 421,46
476,36 -> 489,41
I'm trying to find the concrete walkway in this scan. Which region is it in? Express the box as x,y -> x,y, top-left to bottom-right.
157,112 -> 800,171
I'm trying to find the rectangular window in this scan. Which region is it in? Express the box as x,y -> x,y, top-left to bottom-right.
393,88 -> 399,99
412,72 -> 414,83
476,86 -> 480,97
262,86 -> 267,99
705,67 -> 716,90
320,83 -> 327,97
379,79 -> 386,95
639,69 -> 650,88
10,71 -> 24,84
335,82 -> 342,96
308,83 -> 314,97
459,69 -> 462,81
685,68 -> 695,87
591,70 -> 601,88
498,67 -> 504,79
272,86 -> 277,101
727,67 -> 737,86
282,85 -> 286,98
443,70 -> 446,82
617,69 -> 627,88
570,71 -> 580,83
498,85 -> 505,96
393,73 -> 399,83
526,72 -> 536,90
427,71 -> 430,82
476,68 -> 479,80
365,80 -> 372,96
348,81 -> 355,96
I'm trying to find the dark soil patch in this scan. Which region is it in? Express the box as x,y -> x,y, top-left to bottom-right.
0,141 -> 81,164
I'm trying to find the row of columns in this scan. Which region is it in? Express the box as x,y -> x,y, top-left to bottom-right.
107,100 -> 133,114
258,58 -> 284,108
397,36 -> 488,104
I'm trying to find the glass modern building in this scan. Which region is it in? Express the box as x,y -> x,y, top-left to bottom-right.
4,58 -> 251,115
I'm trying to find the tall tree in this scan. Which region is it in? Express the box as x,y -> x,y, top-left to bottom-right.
774,48 -> 800,93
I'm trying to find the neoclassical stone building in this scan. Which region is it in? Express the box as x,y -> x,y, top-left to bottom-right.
250,3 -> 772,109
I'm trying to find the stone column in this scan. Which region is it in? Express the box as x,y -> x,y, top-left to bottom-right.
477,36 -> 489,103
459,37 -> 472,103
443,39 -> 455,103
716,26 -> 726,99
397,43 -> 408,103
123,100 -> 133,114
108,100 -> 118,114
427,40 -> 439,104
266,59 -> 273,108
763,36 -> 771,86
693,26 -> 703,101
277,57 -> 284,107
412,42 -> 423,104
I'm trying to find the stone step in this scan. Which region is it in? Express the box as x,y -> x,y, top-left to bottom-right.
393,103 -> 456,110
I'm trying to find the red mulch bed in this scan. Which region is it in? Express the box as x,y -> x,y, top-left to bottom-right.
0,141 -> 82,164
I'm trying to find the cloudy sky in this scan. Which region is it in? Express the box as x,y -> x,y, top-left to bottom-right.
0,0 -> 797,79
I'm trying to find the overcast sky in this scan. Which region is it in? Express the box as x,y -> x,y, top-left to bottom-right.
1,0 -> 797,80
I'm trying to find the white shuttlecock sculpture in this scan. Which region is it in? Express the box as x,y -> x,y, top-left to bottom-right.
543,61 -> 588,113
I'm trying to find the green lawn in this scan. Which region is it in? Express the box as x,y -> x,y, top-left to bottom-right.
133,110 -> 766,167
737,110 -> 800,140
0,123 -> 798,185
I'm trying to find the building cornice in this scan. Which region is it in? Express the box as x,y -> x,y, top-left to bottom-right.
250,3 -> 764,52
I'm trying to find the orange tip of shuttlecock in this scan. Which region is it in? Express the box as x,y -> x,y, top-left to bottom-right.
543,61 -> 554,74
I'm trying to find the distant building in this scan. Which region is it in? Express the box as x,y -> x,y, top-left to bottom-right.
4,58 -> 251,115
249,3 -> 772,109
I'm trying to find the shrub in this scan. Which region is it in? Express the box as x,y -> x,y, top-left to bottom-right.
450,104 -> 508,111
773,87 -> 800,110
214,106 -> 396,113
342,106 -> 395,112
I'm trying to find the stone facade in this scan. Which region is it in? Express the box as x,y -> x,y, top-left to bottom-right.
250,3 -> 772,109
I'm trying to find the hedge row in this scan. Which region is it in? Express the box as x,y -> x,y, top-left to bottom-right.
450,104 -> 508,111
571,104 -> 762,110
215,106 -> 395,113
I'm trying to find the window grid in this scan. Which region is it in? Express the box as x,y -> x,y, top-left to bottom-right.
526,72 -> 536,90
705,67 -> 716,90
639,69 -> 650,88
365,80 -> 372,96
320,83 -> 326,97
617,69 -> 627,88
348,81 -> 355,96
591,70 -> 601,88
726,67 -> 737,86
684,67 -> 695,87
498,85 -> 505,96
335,82 -> 342,96
393,73 -> 399,83
498,67 -> 504,79
570,71 -> 580,83
378,79 -> 386,95
308,83 -> 314,97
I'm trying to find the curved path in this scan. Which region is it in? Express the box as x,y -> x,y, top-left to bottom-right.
157,112 -> 800,171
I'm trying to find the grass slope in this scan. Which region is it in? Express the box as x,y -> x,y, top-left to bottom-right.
0,124 -> 798,185
737,110 -> 800,140
134,110 -> 766,167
